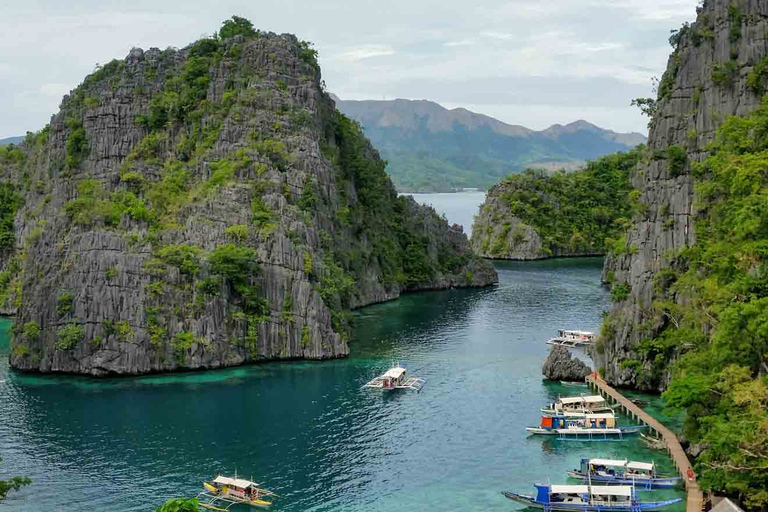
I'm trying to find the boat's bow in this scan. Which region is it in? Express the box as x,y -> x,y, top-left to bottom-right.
502,491 -> 536,505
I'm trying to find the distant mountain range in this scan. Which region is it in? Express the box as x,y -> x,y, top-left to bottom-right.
332,96 -> 646,192
0,136 -> 23,146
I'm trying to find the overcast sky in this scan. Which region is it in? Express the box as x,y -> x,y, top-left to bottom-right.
0,0 -> 698,139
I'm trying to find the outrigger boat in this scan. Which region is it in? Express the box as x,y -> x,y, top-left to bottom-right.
547,329 -> 596,348
568,458 -> 680,489
526,414 -> 645,440
503,484 -> 682,511
197,475 -> 278,510
542,395 -> 616,415
362,364 -> 424,391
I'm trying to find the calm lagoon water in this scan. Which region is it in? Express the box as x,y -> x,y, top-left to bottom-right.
0,258 -> 685,512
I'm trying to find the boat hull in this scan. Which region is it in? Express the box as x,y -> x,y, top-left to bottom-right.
526,425 -> 645,438
502,492 -> 682,511
566,471 -> 680,489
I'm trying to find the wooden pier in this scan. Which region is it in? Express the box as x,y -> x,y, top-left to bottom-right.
586,374 -> 705,512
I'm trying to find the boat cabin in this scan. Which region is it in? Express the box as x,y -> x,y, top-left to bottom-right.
539,413 -> 616,430
210,476 -> 264,500
579,458 -> 657,478
626,461 -> 656,478
558,330 -> 596,342
545,395 -> 613,414
534,484 -> 633,506
381,367 -> 406,389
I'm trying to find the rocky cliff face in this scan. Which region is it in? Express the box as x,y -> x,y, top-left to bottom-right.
0,25 -> 496,375
598,0 -> 768,390
471,151 -> 639,260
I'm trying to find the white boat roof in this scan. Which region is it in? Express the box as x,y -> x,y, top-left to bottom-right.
383,367 -> 406,378
213,476 -> 257,489
585,413 -> 616,419
590,459 -> 628,466
591,486 -> 633,497
551,485 -> 590,494
627,461 -> 655,470
559,395 -> 604,405
562,330 -> 595,335
550,485 -> 630,497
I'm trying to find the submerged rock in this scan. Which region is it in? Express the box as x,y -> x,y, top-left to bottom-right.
542,345 -> 592,382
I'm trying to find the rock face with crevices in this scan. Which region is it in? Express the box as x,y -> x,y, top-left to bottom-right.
0,27 -> 497,375
542,345 -> 592,382
597,0 -> 768,390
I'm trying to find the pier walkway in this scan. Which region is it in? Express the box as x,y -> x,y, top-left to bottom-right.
585,374 -> 705,512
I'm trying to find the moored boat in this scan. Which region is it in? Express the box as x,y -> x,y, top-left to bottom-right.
502,484 -> 682,511
525,414 -> 645,439
567,458 -> 680,489
541,395 -> 616,415
362,363 -> 424,391
546,329 -> 596,348
197,475 -> 278,510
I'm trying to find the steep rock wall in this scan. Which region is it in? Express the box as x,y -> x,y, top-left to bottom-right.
0,29 -> 496,375
598,0 -> 768,389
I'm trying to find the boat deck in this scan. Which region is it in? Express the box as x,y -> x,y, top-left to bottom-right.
363,376 -> 424,391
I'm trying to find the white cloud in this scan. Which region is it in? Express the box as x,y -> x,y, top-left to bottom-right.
0,0 -> 701,137
334,45 -> 396,62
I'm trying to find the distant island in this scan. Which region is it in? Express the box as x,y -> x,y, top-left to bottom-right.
333,96 -> 646,192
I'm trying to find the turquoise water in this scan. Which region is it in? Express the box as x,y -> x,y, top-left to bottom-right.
0,259 -> 685,511
406,191 -> 486,236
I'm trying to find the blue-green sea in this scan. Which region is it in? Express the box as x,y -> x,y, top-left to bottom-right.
0,258 -> 685,511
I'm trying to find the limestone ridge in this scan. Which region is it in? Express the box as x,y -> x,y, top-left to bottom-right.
0,26 -> 497,375
542,345 -> 592,382
597,0 -> 768,390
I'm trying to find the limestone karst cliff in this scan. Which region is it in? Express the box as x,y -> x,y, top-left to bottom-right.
597,0 -> 768,390
0,19 -> 497,375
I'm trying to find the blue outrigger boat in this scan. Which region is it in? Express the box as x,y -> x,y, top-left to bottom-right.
526,414 -> 645,440
502,484 -> 682,511
568,458 -> 681,489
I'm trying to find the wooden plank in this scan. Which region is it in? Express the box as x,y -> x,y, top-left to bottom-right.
585,374 -> 705,512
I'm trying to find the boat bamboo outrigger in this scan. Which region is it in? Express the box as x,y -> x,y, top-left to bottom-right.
362,364 -> 424,391
567,458 -> 680,489
542,395 -> 616,415
547,329 -> 596,348
502,484 -> 682,511
197,475 -> 278,510
525,414 -> 645,440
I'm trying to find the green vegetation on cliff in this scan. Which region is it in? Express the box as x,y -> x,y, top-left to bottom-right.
472,148 -> 641,258
626,103 -> 768,508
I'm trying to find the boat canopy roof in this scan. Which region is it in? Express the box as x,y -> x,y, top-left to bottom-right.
550,485 -> 590,494
590,458 -> 628,466
562,330 -> 595,335
585,413 -> 615,419
559,395 -> 605,405
627,461 -> 655,471
213,476 -> 258,489
549,485 -> 630,497
590,486 -> 633,497
383,367 -> 406,379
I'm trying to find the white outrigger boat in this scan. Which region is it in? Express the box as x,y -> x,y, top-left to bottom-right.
542,395 -> 616,415
363,364 -> 424,391
197,475 -> 278,510
547,329 -> 596,348
526,413 -> 645,440
503,484 -> 682,511
567,458 -> 681,489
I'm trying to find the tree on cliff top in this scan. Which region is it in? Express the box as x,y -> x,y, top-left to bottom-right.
217,16 -> 257,39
